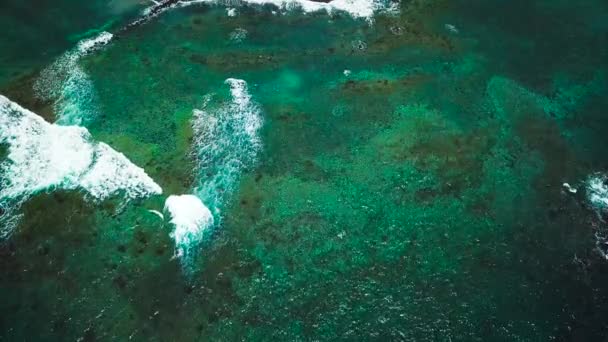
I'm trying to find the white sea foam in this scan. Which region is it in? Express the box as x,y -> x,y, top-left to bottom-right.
79,142 -> 162,201
192,78 -> 262,210
165,78 -> 262,265
233,0 -> 377,19
132,0 -> 396,41
562,182 -> 577,194
76,32 -> 114,54
229,28 -> 248,42
0,95 -> 161,236
587,173 -> 608,211
178,0 -> 393,21
585,173 -> 608,260
34,32 -> 113,126
164,194 -> 214,259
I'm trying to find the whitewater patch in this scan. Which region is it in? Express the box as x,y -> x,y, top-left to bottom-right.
172,0 -> 395,21
164,194 -> 214,260
34,32 -> 113,126
230,0 -> 381,20
164,78 -> 262,265
584,173 -> 608,260
192,78 -> 262,211
0,95 -> 162,237
586,173 -> 608,211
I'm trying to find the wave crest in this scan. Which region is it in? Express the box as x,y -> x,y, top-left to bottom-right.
33,32 -> 113,126
0,95 -> 162,237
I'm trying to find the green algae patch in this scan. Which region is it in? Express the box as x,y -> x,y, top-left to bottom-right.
93,133 -> 160,167
0,142 -> 8,161
3,0 -> 608,341
174,108 -> 195,153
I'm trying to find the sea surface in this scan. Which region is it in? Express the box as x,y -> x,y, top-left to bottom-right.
1,0 -> 608,340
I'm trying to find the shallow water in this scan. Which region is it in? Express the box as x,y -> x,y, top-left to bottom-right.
1,0 -> 608,340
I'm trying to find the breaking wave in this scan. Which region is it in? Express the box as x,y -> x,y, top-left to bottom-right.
586,173 -> 608,211
33,32 -> 113,126
0,95 -> 162,238
192,78 -> 262,211
142,0 -> 395,24
584,173 -> 608,260
164,194 -> 214,260
165,78 -> 262,265
233,0 -> 389,20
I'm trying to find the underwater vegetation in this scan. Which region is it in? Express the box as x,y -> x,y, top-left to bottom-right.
1,0 -> 608,340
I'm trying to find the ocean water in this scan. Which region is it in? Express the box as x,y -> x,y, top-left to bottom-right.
1,0 -> 608,340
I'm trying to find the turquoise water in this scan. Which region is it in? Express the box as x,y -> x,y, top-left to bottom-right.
1,0 -> 608,340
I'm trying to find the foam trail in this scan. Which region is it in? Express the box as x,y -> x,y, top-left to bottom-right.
165,78 -> 262,266
0,95 -> 162,238
192,78 -> 262,210
34,32 -> 113,126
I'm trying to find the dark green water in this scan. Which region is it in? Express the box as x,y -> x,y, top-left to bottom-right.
2,0 -> 608,340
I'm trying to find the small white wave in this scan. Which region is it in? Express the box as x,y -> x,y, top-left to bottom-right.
229,28 -> 248,42
76,32 -> 114,55
164,194 -> 214,260
140,1 -> 183,21
148,209 -> 165,221
0,95 -> 162,236
34,32 -> 114,126
562,182 -> 578,194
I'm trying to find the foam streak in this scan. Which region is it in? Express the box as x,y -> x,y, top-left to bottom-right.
166,78 -> 262,265
34,32 -> 114,126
